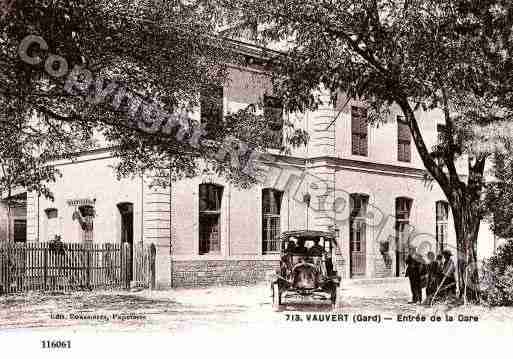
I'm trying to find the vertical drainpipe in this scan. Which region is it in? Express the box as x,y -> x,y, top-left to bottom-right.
140,173 -> 144,244
37,194 -> 40,242
169,168 -> 173,288
227,184 -> 231,257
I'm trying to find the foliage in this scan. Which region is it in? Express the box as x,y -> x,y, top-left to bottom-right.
0,0 -> 308,196
484,152 -> 513,238
206,0 -> 513,300
481,239 -> 513,306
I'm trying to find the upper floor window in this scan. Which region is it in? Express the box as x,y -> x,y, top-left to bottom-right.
264,95 -> 284,149
351,106 -> 368,156
199,183 -> 223,254
436,201 -> 449,253
262,188 -> 283,254
200,84 -> 223,136
397,116 -> 411,162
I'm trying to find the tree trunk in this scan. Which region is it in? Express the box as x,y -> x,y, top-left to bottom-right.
451,195 -> 481,303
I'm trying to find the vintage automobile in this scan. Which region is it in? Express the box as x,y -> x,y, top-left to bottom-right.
271,230 -> 341,310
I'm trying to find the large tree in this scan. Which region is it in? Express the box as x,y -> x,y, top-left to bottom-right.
0,1 -> 307,192
209,0 -> 513,301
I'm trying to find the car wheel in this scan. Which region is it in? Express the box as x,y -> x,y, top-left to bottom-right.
272,283 -> 281,311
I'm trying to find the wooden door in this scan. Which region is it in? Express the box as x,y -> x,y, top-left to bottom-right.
350,219 -> 366,277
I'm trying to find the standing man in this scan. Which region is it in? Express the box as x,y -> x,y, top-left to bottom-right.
405,247 -> 423,304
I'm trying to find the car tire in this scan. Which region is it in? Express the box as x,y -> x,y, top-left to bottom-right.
272,283 -> 281,311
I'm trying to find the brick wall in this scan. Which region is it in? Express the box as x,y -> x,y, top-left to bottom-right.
170,259 -> 280,287
171,257 -> 347,287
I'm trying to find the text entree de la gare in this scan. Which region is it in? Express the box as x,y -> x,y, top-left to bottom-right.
285,313 -> 478,322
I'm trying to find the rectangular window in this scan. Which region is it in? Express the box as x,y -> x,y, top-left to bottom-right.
200,85 -> 223,137
264,96 -> 284,149
437,124 -> 447,144
395,197 -> 412,276
350,194 -> 368,253
262,189 -> 283,254
436,201 -> 449,253
397,116 -> 411,162
199,184 -> 223,254
351,106 -> 368,156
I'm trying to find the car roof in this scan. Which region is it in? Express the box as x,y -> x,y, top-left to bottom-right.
279,230 -> 336,240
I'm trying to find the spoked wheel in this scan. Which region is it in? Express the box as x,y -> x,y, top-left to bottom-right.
272,282 -> 281,311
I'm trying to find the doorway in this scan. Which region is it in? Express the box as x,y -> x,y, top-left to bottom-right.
395,197 -> 412,277
349,194 -> 368,278
117,202 -> 134,282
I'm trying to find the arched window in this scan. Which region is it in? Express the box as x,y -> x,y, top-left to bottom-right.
395,197 -> 413,276
44,208 -> 59,242
262,188 -> 283,254
436,201 -> 449,253
199,183 -> 223,254
72,205 -> 95,242
349,193 -> 368,277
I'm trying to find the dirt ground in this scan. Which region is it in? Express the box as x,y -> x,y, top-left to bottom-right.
1,279 -> 512,333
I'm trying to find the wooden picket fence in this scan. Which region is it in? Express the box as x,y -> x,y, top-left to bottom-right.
0,242 -> 131,294
132,242 -> 156,289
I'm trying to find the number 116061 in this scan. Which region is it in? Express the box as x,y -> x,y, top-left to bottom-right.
41,340 -> 71,349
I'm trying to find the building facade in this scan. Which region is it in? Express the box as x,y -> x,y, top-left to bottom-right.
0,44 -> 497,288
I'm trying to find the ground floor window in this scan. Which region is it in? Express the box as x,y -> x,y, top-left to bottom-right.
72,205 -> 95,242
262,188 -> 283,254
436,201 -> 449,253
13,219 -> 26,243
395,197 -> 412,276
199,183 -> 223,254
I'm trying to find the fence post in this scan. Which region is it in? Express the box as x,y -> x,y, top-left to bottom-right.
86,245 -> 91,289
123,242 -> 130,289
43,245 -> 48,291
149,244 -> 156,290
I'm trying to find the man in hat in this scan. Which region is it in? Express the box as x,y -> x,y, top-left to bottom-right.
405,247 -> 424,304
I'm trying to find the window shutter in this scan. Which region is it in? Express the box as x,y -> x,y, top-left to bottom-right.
352,134 -> 360,155
397,117 -> 410,142
351,107 -> 360,134
264,96 -> 284,148
200,85 -> 223,130
351,107 -> 367,134
398,117 -> 411,161
360,135 -> 368,156
359,110 -> 368,135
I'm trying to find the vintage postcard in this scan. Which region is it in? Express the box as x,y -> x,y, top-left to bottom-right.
1,0 -> 513,357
